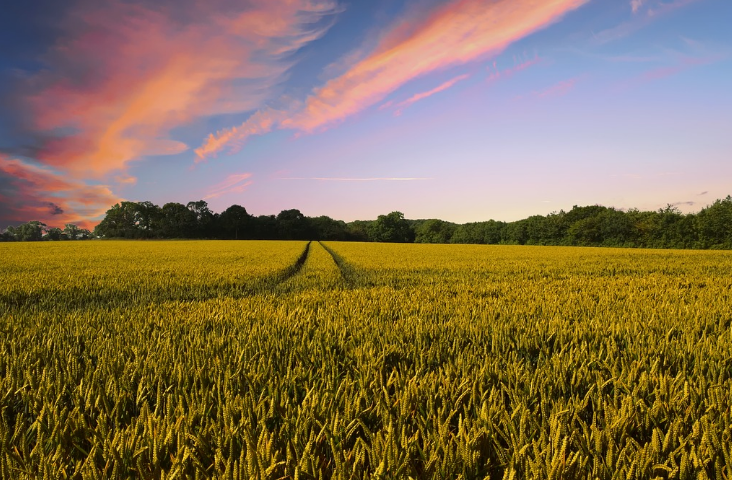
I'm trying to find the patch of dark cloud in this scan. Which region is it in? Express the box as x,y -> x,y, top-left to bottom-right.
47,202 -> 64,215
698,191 -> 708,196
670,201 -> 695,207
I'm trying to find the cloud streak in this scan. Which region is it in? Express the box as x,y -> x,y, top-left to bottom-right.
595,0 -> 701,43
203,173 -> 254,200
197,0 -> 589,159
536,78 -> 578,98
640,55 -> 720,81
278,177 -> 432,181
486,56 -> 543,83
389,74 -> 470,116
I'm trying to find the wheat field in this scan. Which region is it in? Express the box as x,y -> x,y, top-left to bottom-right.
0,240 -> 731,479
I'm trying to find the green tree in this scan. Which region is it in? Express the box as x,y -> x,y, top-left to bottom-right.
369,211 -> 414,243
219,205 -> 251,239
0,228 -> 14,242
696,196 -> 732,248
94,202 -> 146,238
187,200 -> 215,238
276,209 -> 312,240
310,216 -> 348,240
45,227 -> 63,241
346,221 -> 372,242
14,221 -> 46,241
158,203 -> 196,238
415,219 -> 456,244
136,201 -> 162,237
63,223 -> 81,240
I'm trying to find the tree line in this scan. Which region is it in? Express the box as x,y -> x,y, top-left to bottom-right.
2,196 -> 731,249
1,221 -> 92,242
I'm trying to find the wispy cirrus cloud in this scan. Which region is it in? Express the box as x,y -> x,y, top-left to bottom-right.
195,108 -> 287,161
631,0 -> 644,13
386,74 -> 470,116
611,52 -> 724,92
640,55 -> 720,81
278,177 -> 432,182
515,76 -> 580,100
486,56 -> 543,83
197,0 -> 589,160
595,0 -> 701,43
0,155 -> 120,229
203,172 -> 254,200
536,77 -> 579,98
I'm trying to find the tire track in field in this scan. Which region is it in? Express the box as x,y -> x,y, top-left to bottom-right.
271,241 -> 311,284
318,241 -> 358,288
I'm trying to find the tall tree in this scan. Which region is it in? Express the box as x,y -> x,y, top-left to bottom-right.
415,219 -> 456,244
14,221 -> 46,241
369,211 -> 414,243
160,203 -> 198,238
276,209 -> 311,240
219,205 -> 251,239
696,196 -> 732,248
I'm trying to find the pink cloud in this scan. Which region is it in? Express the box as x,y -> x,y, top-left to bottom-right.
390,74 -> 470,116
641,56 -> 719,81
536,78 -> 578,98
278,177 -> 431,182
23,0 -> 337,176
646,0 -> 700,17
115,175 -> 137,186
197,0 -> 589,159
195,108 -> 286,161
612,55 -> 723,91
595,0 -> 701,43
0,155 -> 121,229
203,172 -> 254,200
486,56 -> 542,83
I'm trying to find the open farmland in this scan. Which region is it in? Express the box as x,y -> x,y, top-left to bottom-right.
1,241 -> 731,479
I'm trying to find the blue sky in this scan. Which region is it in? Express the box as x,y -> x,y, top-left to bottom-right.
0,0 -> 730,228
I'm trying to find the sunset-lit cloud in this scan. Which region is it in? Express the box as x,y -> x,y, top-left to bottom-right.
640,55 -> 720,81
14,0 -> 337,176
536,78 -> 579,98
389,74 -> 470,116
203,172 -> 254,200
0,155 -> 120,229
486,56 -> 543,83
279,177 -> 432,182
195,108 -> 287,160
595,0 -> 701,43
115,175 -> 138,186
611,53 -> 724,91
197,0 -> 589,159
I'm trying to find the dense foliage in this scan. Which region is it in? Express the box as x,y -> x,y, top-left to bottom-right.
2,196 -> 731,249
0,221 -> 92,242
1,241 -> 731,479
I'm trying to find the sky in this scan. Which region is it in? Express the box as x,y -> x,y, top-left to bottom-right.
0,0 -> 730,229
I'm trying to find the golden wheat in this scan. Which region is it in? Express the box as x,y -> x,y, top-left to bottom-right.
0,240 -> 730,479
